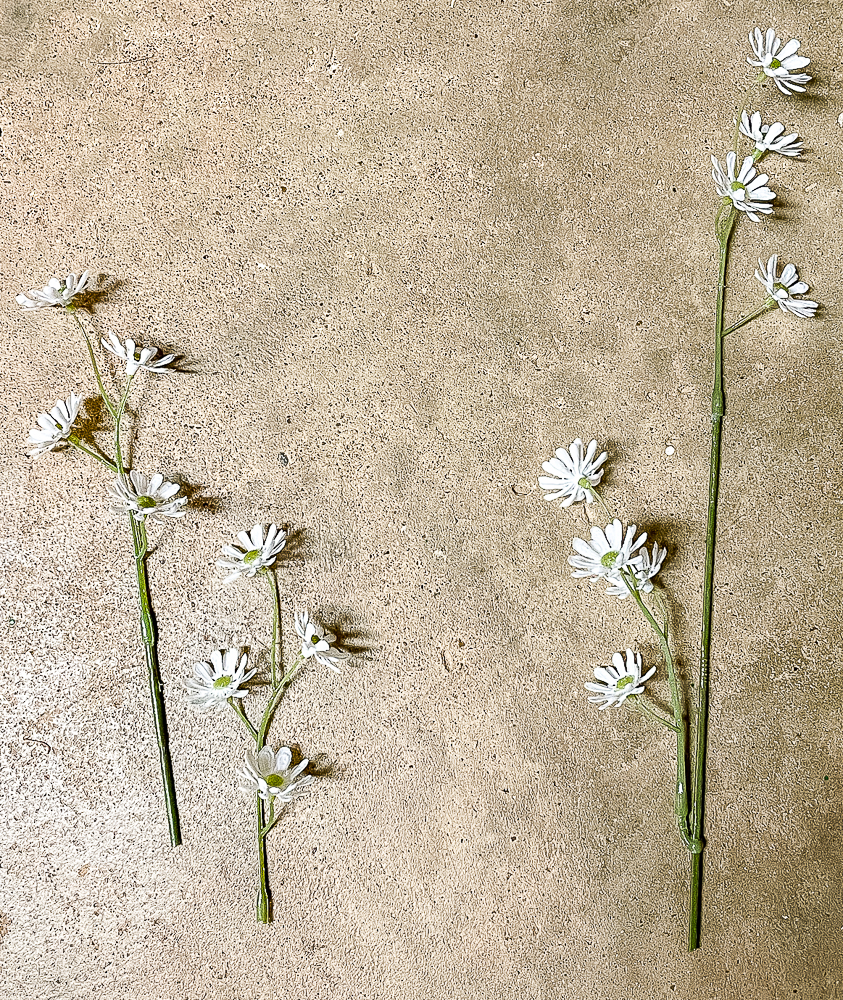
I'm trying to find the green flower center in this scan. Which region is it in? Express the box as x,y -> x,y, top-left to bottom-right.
616,676 -> 634,690
600,550 -> 619,568
213,675 -> 232,689
577,476 -> 591,489
137,495 -> 157,509
265,773 -> 288,789
729,181 -> 745,193
243,549 -> 261,565
770,58 -> 781,69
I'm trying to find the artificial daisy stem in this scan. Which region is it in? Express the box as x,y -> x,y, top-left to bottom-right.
266,569 -> 281,689
113,375 -> 134,477
588,485 -> 615,522
627,580 -> 697,856
723,300 -> 775,337
67,434 -> 117,472
229,699 -> 258,740
256,795 -> 271,923
630,695 -> 681,733
130,514 -> 182,847
688,208 -> 737,952
257,655 -> 305,750
69,310 -> 117,418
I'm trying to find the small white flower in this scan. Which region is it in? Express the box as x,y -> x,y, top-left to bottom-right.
585,649 -> 656,710
538,438 -> 608,506
16,271 -> 92,310
711,152 -> 775,221
739,112 -> 803,157
747,28 -> 811,95
238,745 -> 313,803
754,255 -> 818,318
217,523 -> 288,582
101,330 -> 177,377
569,519 -> 647,593
605,541 -> 667,598
294,610 -> 349,673
109,470 -> 187,523
184,648 -> 256,711
27,392 -> 83,458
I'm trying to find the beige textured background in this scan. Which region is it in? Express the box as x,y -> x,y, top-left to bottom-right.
1,2 -> 841,998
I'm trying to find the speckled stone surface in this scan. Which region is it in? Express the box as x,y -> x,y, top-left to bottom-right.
1,3 -> 841,998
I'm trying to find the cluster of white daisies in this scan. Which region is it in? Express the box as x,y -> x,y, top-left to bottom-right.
539,438 -> 661,710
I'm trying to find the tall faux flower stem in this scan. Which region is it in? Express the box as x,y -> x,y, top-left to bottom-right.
723,300 -> 774,337
131,514 -> 182,846
267,569 -> 281,689
70,310 -> 117,418
688,209 -> 737,951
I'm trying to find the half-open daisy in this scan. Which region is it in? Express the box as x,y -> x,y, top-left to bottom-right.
238,746 -> 313,803
184,648 -> 256,711
101,330 -> 177,376
294,610 -> 349,672
27,392 -> 83,458
747,27 -> 811,95
739,112 -> 803,158
585,649 -> 656,709
217,523 -> 288,582
711,153 -> 775,221
16,271 -> 92,310
755,255 -> 818,318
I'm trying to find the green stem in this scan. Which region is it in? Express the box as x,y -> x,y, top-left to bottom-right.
113,376 -> 134,476
588,485 -> 615,522
70,311 -> 117,418
67,434 -> 117,472
256,795 -> 271,923
688,210 -> 737,952
131,515 -> 181,846
627,579 -> 697,857
723,300 -> 775,337
229,698 -> 258,740
267,570 -> 280,689
257,656 -> 304,750
630,695 -> 680,732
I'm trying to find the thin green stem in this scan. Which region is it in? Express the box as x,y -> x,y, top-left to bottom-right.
723,300 -> 775,337
256,795 -> 271,923
627,578 -> 698,857
630,695 -> 680,733
113,376 -> 134,476
131,515 -> 181,846
588,485 -> 615,522
257,655 -> 305,751
229,698 -> 258,740
266,570 -> 281,689
69,310 -> 117,417
67,434 -> 117,472
688,209 -> 737,952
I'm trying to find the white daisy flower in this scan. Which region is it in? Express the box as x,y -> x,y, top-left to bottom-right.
217,523 -> 288,582
184,648 -> 256,711
754,255 -> 818,318
739,112 -> 803,158
711,153 -> 775,221
569,519 -> 647,591
605,541 -> 667,598
16,271 -> 92,310
238,745 -> 313,803
294,610 -> 350,673
27,392 -> 83,458
109,470 -> 187,523
538,438 -> 608,506
747,28 -> 811,95
101,330 -> 177,377
585,649 -> 656,710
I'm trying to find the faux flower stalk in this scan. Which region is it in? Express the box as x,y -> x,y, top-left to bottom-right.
188,527 -> 348,922
20,272 -> 184,846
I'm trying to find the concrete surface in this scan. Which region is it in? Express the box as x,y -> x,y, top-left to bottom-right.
1,2 -> 841,997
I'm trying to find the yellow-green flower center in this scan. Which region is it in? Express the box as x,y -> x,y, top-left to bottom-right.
600,550 -> 619,568
577,476 -> 591,489
243,549 -> 261,565
265,773 -> 288,789
137,495 -> 157,509
729,181 -> 745,193
770,58 -> 782,70
616,675 -> 634,690
213,675 -> 232,690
